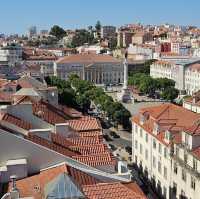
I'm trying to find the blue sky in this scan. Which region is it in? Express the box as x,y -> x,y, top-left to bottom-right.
1,0 -> 200,35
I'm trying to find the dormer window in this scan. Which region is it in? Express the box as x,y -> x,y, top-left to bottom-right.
140,112 -> 149,125
184,133 -> 191,149
153,122 -> 160,135
140,114 -> 145,125
164,130 -> 170,143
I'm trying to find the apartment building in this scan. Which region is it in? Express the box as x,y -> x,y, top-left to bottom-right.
150,58 -> 200,94
101,25 -> 116,39
0,44 -> 22,66
132,103 -> 200,199
132,32 -> 153,45
183,91 -> 200,113
117,31 -> 134,47
128,44 -> 153,60
185,63 -> 200,95
54,53 -> 124,85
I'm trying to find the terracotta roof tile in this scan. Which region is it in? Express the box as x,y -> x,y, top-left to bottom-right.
184,122 -> 200,136
2,113 -> 32,130
72,152 -> 116,167
8,164 -> 68,199
67,165 -> 100,186
82,182 -> 147,199
70,144 -> 107,155
192,146 -> 200,160
67,136 -> 103,146
26,134 -> 77,157
67,117 -> 102,132
32,100 -> 70,124
56,53 -> 120,64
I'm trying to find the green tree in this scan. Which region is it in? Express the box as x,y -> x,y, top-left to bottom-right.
139,76 -> 156,94
71,29 -> 97,47
95,21 -> 101,32
49,25 -> 66,39
161,87 -> 179,101
155,78 -> 175,91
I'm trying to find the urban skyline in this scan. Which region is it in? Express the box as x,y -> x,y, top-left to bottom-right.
2,2 -> 200,199
1,0 -> 200,34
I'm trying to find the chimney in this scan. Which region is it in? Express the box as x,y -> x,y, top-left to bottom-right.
10,175 -> 20,199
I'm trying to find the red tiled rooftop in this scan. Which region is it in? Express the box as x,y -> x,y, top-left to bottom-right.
67,117 -> 101,132
192,146 -> 200,160
32,100 -> 69,124
82,182 -> 147,199
67,136 -> 103,146
2,113 -> 32,130
67,165 -> 101,186
70,144 -> 107,155
78,130 -> 102,137
184,122 -> 200,136
8,164 -> 68,199
8,163 -> 100,199
27,134 -> 77,157
72,152 -> 116,167
56,53 -> 121,64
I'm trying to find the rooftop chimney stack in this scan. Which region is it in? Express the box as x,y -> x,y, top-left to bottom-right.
10,175 -> 20,199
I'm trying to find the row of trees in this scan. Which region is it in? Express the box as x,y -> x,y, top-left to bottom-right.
128,73 -> 179,101
46,75 -> 131,128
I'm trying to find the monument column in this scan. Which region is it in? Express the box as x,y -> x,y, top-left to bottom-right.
117,51 -> 132,103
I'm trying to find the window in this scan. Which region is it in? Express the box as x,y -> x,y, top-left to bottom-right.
193,159 -> 197,171
185,133 -> 189,147
174,163 -> 178,174
173,182 -> 177,194
164,147 -> 167,158
153,156 -> 156,168
159,143 -> 162,154
158,161 -> 161,174
184,153 -> 188,164
140,144 -> 143,155
145,149 -> 148,160
182,169 -> 186,182
165,131 -> 170,141
145,133 -> 148,143
191,176 -> 196,190
135,155 -> 138,164
163,186 -> 167,199
135,140 -> 138,149
153,139 -> 156,149
140,128 -> 143,138
135,124 -> 138,134
164,166 -> 167,179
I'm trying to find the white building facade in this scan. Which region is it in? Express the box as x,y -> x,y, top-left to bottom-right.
0,45 -> 22,66
54,54 -> 124,85
150,58 -> 200,94
132,104 -> 200,199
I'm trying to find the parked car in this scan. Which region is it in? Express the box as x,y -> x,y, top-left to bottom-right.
110,131 -> 120,138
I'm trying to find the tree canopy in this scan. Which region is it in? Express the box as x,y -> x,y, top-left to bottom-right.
71,29 -> 98,48
49,25 -> 66,39
45,75 -> 131,128
128,73 -> 178,101
95,21 -> 101,32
